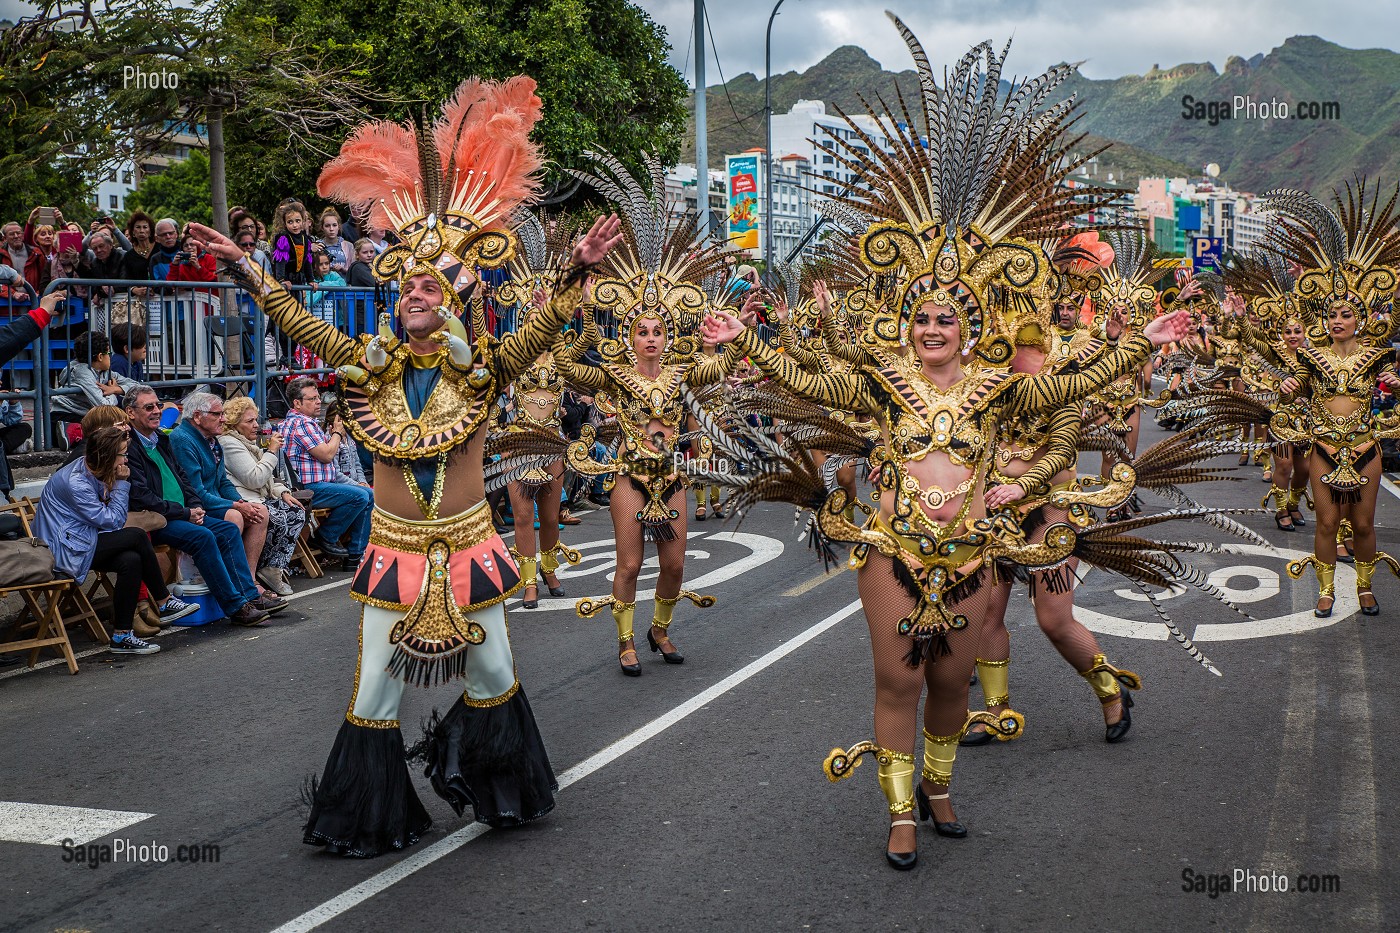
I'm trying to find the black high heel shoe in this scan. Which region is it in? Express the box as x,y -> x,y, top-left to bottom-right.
1315,595 -> 1334,619
958,725 -> 994,747
1105,688 -> 1134,743
647,628 -> 684,664
619,643 -> 641,677
885,820 -> 918,870
1359,589 -> 1380,616
539,567 -> 565,597
1289,509 -> 1307,528
915,785 -> 967,838
521,583 -> 538,610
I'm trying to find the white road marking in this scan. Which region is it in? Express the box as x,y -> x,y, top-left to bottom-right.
1381,475 -> 1400,501
1078,544 -> 1360,641
268,596 -> 865,933
516,531 -> 784,612
0,801 -> 153,846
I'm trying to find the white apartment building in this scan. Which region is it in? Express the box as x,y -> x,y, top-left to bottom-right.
768,99 -> 896,197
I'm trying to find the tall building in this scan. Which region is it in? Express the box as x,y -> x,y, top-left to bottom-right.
89,121 -> 208,215
767,99 -> 895,197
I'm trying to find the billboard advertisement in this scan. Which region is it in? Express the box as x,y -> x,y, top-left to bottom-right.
727,154 -> 760,252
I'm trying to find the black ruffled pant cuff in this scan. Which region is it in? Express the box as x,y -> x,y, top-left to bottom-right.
303,720 -> 432,858
414,687 -> 558,827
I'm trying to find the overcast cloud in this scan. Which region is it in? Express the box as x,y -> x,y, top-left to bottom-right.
637,0 -> 1400,84
3,0 -> 1396,84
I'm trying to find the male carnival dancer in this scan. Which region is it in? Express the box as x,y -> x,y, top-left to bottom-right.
189,76 -> 623,857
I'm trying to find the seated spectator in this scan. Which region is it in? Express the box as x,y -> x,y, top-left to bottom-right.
62,404 -> 134,466
122,386 -> 281,626
84,214 -> 132,252
219,396 -> 307,596
52,330 -> 136,446
110,322 -> 147,382
279,376 -> 371,569
172,390 -> 288,598
33,424 -> 199,656
320,393 -> 369,486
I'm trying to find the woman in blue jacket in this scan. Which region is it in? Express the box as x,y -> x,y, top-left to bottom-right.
34,425 -> 198,655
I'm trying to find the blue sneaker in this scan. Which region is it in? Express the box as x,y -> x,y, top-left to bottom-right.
110,632 -> 160,655
158,596 -> 199,624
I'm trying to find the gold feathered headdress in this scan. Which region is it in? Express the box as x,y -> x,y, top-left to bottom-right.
1261,179 -> 1400,344
317,76 -> 545,318
818,13 -> 1123,364
567,151 -> 729,364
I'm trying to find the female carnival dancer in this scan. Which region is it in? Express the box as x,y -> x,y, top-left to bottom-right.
1268,182 -> 1400,617
700,16 -> 1195,868
189,77 -> 624,856
489,213 -> 589,609
559,151 -> 740,675
1235,253 -> 1314,531
966,244 -> 1151,745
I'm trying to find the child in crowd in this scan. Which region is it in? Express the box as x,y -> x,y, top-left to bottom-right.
110,322 -> 148,382
52,330 -> 136,446
270,200 -> 317,290
317,208 -> 353,277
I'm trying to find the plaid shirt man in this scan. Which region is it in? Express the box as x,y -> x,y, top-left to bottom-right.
280,409 -> 338,485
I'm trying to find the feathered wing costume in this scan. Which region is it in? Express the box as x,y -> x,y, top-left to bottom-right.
226,77 -> 586,856
1258,181 -> 1400,606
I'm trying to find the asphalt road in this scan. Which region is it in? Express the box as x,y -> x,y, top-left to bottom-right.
2,418 -> 1397,932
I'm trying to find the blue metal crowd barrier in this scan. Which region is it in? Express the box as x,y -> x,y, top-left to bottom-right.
5,274 -> 765,452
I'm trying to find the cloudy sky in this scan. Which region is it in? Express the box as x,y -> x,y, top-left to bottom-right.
3,0 -> 1396,83
636,0 -> 1400,83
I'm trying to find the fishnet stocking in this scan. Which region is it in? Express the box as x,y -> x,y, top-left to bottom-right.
857,551 -> 992,834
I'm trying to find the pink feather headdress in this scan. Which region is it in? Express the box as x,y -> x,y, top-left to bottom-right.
317,76 -> 545,312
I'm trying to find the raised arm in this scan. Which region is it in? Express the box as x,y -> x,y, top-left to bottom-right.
495,214 -> 623,383
730,326 -> 875,412
1007,333 -> 1154,416
187,223 -> 361,368
687,344 -> 744,387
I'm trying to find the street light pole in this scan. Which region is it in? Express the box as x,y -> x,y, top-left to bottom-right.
694,0 -> 709,241
763,0 -> 786,277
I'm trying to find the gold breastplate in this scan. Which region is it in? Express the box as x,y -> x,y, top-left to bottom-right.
513,354 -> 565,428
342,341 -> 495,459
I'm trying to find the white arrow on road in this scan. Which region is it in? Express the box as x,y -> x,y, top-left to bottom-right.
0,801 -> 153,846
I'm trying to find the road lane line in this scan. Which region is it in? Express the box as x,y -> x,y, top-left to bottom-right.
1334,627 -> 1379,924
1381,475 -> 1400,502
269,596 -> 865,933
0,802 -> 154,846
782,566 -> 846,598
1246,644 -> 1318,933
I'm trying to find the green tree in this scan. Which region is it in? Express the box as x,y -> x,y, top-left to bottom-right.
125,149 -> 213,225
0,0 -> 383,232
225,0 -> 689,218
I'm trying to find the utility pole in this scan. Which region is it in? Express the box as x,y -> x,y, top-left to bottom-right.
764,0 -> 787,275
694,0 -> 710,240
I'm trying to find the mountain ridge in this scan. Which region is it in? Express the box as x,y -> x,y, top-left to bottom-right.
684,36 -> 1400,195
